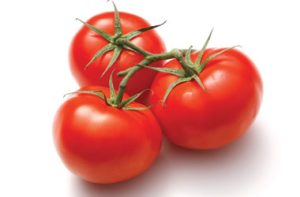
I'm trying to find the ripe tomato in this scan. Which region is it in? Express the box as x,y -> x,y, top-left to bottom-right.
149,49 -> 263,149
69,12 -> 166,103
53,86 -> 162,183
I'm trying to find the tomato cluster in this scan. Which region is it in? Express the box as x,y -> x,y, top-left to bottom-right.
53,4 -> 262,184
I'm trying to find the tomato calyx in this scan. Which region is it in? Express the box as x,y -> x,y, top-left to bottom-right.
142,30 -> 239,104
65,72 -> 151,111
76,2 -> 166,77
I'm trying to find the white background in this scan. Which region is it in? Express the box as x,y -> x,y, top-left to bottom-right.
0,0 -> 299,196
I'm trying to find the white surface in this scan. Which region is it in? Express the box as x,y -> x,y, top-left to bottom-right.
0,0 -> 299,196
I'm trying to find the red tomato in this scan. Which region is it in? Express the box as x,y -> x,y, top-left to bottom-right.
69,12 -> 166,103
149,49 -> 263,149
53,86 -> 162,183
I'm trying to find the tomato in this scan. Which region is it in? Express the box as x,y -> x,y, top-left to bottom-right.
53,86 -> 162,183
69,12 -> 166,103
149,49 -> 263,149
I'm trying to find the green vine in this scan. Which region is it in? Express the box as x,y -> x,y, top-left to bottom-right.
74,2 -> 237,109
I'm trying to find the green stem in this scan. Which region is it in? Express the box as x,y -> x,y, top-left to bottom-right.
114,48 -> 187,105
116,38 -> 152,57
77,3 -> 229,109
115,64 -> 145,105
176,53 -> 195,77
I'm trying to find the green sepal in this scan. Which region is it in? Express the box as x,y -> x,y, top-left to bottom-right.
197,45 -> 239,73
162,77 -> 192,105
64,90 -> 108,105
124,21 -> 167,40
108,71 -> 116,100
112,1 -> 122,36
143,65 -> 185,77
76,18 -> 112,42
185,46 -> 194,65
195,29 -> 213,65
85,44 -> 115,69
122,106 -> 152,111
120,89 -> 151,108
101,46 -> 122,78
193,75 -> 207,92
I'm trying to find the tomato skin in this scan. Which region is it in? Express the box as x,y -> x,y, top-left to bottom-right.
69,12 -> 166,103
53,86 -> 162,183
149,49 -> 263,149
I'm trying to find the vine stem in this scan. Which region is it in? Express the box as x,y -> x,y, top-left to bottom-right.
114,46 -> 188,105
76,3 -> 229,108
